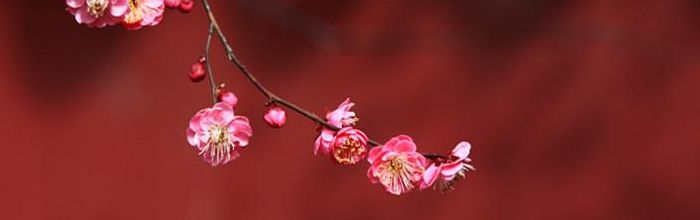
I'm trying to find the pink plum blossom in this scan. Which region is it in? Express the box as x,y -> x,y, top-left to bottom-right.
330,127 -> 369,165
122,0 -> 164,30
367,135 -> 427,195
66,0 -> 128,28
420,141 -> 475,192
313,98 -> 360,155
325,98 -> 358,128
186,102 -> 252,166
264,107 -> 287,128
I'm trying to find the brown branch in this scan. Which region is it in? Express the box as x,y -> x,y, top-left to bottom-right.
199,0 -> 449,161
203,24 -> 217,103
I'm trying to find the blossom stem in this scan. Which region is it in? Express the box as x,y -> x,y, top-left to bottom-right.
203,23 -> 217,103
199,0 -> 448,161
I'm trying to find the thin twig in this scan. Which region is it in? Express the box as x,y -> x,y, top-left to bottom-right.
199,0 -> 448,161
203,24 -> 217,103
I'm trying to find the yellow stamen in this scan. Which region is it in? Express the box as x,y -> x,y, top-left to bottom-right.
86,0 -> 109,17
124,0 -> 142,24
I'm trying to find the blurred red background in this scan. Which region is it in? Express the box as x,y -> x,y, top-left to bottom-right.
1,0 -> 699,219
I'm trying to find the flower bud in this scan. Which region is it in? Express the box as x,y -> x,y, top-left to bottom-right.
264,107 -> 286,128
179,0 -> 194,13
164,0 -> 181,8
217,90 -> 238,107
188,61 -> 206,82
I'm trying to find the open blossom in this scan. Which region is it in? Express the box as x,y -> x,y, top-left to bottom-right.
325,98 -> 358,127
367,135 -> 426,195
186,102 -> 252,166
330,127 -> 368,165
420,141 -> 475,192
122,0 -> 164,30
263,107 -> 286,128
66,0 -> 128,28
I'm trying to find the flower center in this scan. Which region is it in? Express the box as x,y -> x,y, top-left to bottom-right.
388,158 -> 404,171
86,0 -> 109,17
202,125 -> 235,165
377,156 -> 422,194
124,0 -> 142,24
209,125 -> 228,145
332,138 -> 366,165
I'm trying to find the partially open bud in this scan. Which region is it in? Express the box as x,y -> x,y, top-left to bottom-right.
179,0 -> 194,13
188,58 -> 206,82
264,107 -> 287,128
330,127 -> 368,165
217,90 -> 238,107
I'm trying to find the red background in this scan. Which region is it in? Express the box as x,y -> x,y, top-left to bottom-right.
1,0 -> 699,219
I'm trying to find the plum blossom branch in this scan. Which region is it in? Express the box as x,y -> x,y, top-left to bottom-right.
198,0 -> 455,159
65,0 -> 472,195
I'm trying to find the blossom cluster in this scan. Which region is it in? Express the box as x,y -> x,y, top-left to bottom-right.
314,100 -> 475,195
65,0 -> 193,30
68,0 -> 475,196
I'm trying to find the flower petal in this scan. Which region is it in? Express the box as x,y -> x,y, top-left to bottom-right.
420,164 -> 440,189
385,138 -> 416,153
186,128 -> 198,146
74,7 -> 97,24
452,141 -> 471,160
365,147 -> 379,164
110,0 -> 128,16
440,162 -> 464,177
66,0 -> 85,8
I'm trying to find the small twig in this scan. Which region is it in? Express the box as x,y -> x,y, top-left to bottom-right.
199,0 -> 448,160
203,24 -> 217,103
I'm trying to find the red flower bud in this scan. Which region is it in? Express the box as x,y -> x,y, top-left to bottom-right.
188,62 -> 206,82
217,90 -> 238,107
179,0 -> 194,13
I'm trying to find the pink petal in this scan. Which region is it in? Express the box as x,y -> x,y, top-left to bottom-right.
229,117 -> 252,135
367,164 -> 379,183
189,109 -> 207,131
66,0 -> 85,8
144,0 -> 165,8
110,0 -> 128,16
164,0 -> 181,7
186,128 -> 198,146
440,161 -> 463,177
420,164 -> 440,189
452,141 -> 471,160
367,146 -> 384,163
196,133 -> 210,150
383,135 -> 413,150
74,7 -> 97,24
209,108 -> 234,125
385,138 -> 416,153
213,102 -> 233,112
